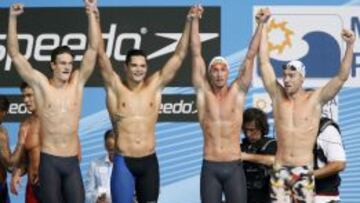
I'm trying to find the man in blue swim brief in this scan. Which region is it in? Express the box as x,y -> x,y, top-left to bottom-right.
95,5 -> 197,203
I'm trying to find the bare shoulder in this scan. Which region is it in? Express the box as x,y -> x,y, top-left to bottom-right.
109,83 -> 125,97
142,74 -> 162,92
305,89 -> 322,101
145,69 -> 161,85
113,75 -> 126,89
69,69 -> 81,83
229,83 -> 246,95
66,70 -> 88,90
270,85 -> 289,102
18,120 -> 30,134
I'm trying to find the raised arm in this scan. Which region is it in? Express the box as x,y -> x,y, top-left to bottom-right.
7,4 -> 48,89
78,0 -> 100,86
190,5 -> 207,90
152,6 -> 194,88
258,14 -> 283,98
96,7 -> 119,90
233,8 -> 270,93
318,29 -> 355,105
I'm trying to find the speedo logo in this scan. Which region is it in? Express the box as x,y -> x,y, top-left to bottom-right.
159,99 -> 197,115
0,23 -> 218,72
8,102 -> 31,115
1,95 -> 31,122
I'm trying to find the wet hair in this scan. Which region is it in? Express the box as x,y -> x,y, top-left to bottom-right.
242,107 -> 269,136
20,81 -> 30,92
51,46 -> 74,63
125,49 -> 148,65
104,129 -> 115,141
0,95 -> 10,112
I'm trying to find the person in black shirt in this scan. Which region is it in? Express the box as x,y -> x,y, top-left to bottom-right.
241,107 -> 277,203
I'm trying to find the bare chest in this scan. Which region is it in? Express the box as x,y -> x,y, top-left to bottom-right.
112,91 -> 161,120
275,98 -> 321,127
20,117 -> 40,150
41,89 -> 81,116
203,93 -> 243,121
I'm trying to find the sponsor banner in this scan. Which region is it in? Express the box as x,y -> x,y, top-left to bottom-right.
253,6 -> 360,87
2,95 -> 31,122
159,94 -> 197,122
3,94 -> 197,122
0,7 -> 220,87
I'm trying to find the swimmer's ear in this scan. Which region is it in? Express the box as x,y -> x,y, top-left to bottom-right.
50,61 -> 56,72
124,63 -> 130,73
